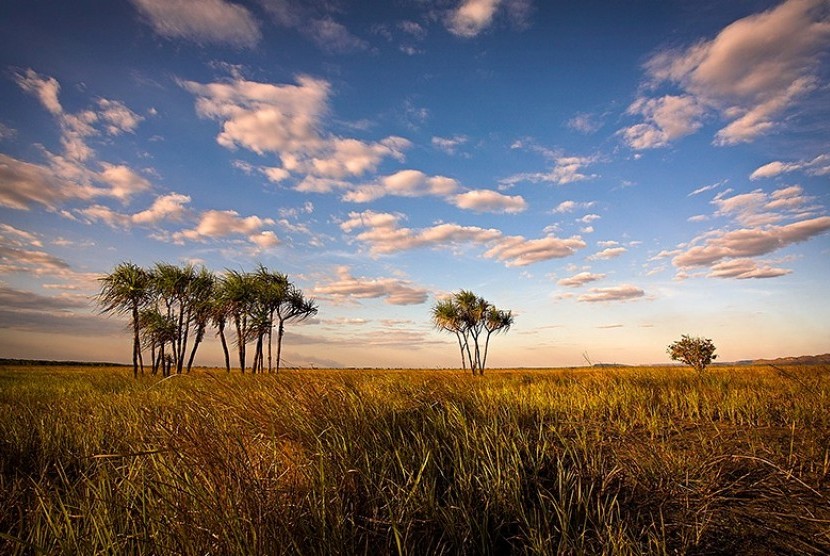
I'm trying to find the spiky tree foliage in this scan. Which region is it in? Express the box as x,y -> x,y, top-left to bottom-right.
221,270 -> 259,373
150,263 -> 203,374
668,335 -> 718,373
97,262 -> 150,378
185,268 -> 216,373
139,307 -> 177,376
432,291 -> 513,375
273,286 -> 317,373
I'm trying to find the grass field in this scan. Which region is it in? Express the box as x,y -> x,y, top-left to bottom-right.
1,364 -> 828,554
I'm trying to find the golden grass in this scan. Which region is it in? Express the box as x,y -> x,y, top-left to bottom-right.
0,363 -> 828,554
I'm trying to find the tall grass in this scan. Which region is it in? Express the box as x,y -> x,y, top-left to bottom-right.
1,365 -> 828,554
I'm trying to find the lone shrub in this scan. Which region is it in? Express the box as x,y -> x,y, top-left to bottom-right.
668,334 -> 717,373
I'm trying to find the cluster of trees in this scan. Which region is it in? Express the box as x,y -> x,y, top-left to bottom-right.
97,262 -> 317,377
431,290 -> 514,376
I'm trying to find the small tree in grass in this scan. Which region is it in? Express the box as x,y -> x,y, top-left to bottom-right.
668,334 -> 717,373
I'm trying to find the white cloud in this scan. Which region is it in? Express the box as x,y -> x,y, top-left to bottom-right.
483,235 -> 586,267
503,153 -> 599,186
688,180 -> 726,196
14,68 -> 62,115
97,163 -> 152,202
589,246 -> 627,260
567,112 -> 603,134
182,75 -> 410,180
340,210 -> 584,266
750,154 -> 830,180
172,209 -> 278,247
553,200 -> 595,213
707,258 -> 792,279
130,0 -> 262,47
712,185 -> 816,227
0,154 -> 94,210
96,99 -> 144,135
447,0 -> 502,37
131,193 -> 191,224
306,17 -> 368,53
673,216 -> 830,268
312,266 -> 428,305
557,271 -> 605,288
620,94 -> 704,149
629,0 -> 830,146
577,284 -> 645,303
451,189 -> 527,213
432,135 -> 468,154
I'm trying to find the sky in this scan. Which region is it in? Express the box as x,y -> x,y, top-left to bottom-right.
1,0 -> 829,368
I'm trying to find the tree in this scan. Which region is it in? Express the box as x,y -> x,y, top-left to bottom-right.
221,269 -> 258,373
432,291 -> 513,375
273,286 -> 317,373
97,262 -> 150,378
667,334 -> 717,373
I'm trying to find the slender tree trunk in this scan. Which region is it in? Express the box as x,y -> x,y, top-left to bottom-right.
218,321 -> 231,373
150,341 -> 157,375
177,306 -> 188,374
131,304 -> 141,378
455,332 -> 466,370
235,316 -> 246,373
267,324 -> 273,373
482,331 -> 492,375
276,320 -> 285,374
186,326 -> 203,373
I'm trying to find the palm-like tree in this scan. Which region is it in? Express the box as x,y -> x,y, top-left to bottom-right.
222,269 -> 258,373
273,287 -> 317,373
431,291 -> 513,375
97,262 -> 150,378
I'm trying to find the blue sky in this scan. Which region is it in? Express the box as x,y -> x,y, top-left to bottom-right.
1,0 -> 828,368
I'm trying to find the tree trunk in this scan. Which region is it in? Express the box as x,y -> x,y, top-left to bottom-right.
218,322 -> 230,373
131,304 -> 141,378
455,332 -> 466,370
276,320 -> 285,374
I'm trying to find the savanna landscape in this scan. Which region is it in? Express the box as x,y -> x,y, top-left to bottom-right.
3,0 -> 830,554
1,361 -> 828,554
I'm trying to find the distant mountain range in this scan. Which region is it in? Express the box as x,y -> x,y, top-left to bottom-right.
736,354 -> 830,366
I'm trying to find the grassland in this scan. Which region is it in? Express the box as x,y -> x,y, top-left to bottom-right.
1,364 -> 828,555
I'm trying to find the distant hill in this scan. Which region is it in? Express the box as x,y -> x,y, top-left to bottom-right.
752,354 -> 830,366
0,359 -> 127,367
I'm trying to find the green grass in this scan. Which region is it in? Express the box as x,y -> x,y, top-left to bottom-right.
1,364 -> 828,554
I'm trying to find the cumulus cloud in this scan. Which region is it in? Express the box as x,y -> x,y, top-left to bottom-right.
97,164 -> 152,202
557,271 -> 606,287
503,152 -> 599,186
432,135 -> 468,154
589,246 -> 627,260
707,258 -> 792,279
340,210 -> 584,266
172,209 -> 278,248
553,200 -> 596,213
0,154 -> 93,210
484,235 -> 586,267
673,215 -> 830,269
620,95 -> 704,149
14,68 -> 62,115
181,75 -> 410,181
258,0 -> 367,54
130,0 -> 262,47
451,190 -> 527,213
445,0 -> 530,37
712,185 -> 817,227
312,266 -> 428,305
577,284 -> 645,303
750,154 -> 830,180
623,0 -> 830,147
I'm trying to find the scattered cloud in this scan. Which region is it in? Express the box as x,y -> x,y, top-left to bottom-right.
688,180 -> 726,196
445,0 -> 531,37
312,266 -> 428,305
557,271 -> 605,287
577,284 -> 645,303
451,189 -> 527,213
707,258 -> 792,279
181,74 -> 410,181
553,200 -> 596,213
258,0 -> 367,53
340,210 -> 585,266
589,246 -> 627,260
750,154 -> 830,180
432,135 -> 468,154
172,209 -> 278,248
567,112 -> 603,134
130,0 -> 262,47
620,94 -> 704,149
503,150 -> 599,186
623,0 -> 830,147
